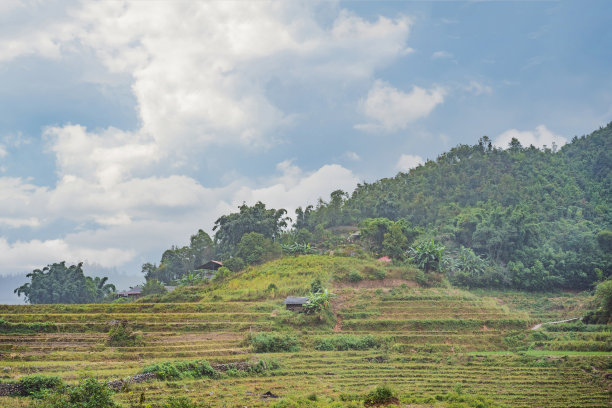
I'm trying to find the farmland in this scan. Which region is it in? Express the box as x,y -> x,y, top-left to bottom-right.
1,256 -> 610,407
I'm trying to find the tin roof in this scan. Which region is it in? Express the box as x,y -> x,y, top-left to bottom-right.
283,296 -> 309,305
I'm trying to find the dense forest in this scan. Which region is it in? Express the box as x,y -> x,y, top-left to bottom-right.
142,123 -> 611,291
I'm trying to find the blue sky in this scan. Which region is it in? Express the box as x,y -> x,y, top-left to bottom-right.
0,0 -> 611,302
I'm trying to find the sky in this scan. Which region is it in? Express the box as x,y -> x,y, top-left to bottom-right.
1,0 -> 611,302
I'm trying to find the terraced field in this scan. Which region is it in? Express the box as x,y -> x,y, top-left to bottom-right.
0,256 -> 610,407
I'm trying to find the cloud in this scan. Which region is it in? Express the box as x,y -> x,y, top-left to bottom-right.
432,50 -> 453,59
356,80 -> 445,132
463,80 -> 492,96
0,159 -> 358,272
0,2 -> 406,275
0,145 -> 6,157
396,154 -> 424,172
0,237 -> 136,272
493,125 -> 567,150
344,151 -> 361,161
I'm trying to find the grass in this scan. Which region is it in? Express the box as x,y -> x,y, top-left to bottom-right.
0,255 -> 610,407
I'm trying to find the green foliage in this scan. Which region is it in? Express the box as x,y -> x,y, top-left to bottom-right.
303,289 -> 334,314
0,318 -> 56,334
14,262 -> 115,304
141,279 -> 167,296
28,377 -> 119,408
408,239 -> 445,272
142,360 -> 218,380
289,124 -> 612,290
248,332 -> 300,353
446,247 -> 506,288
591,278 -> 612,323
213,201 -> 289,256
222,257 -> 245,272
142,230 -> 214,284
310,278 -> 323,294
281,242 -> 314,256
162,397 -> 203,408
18,375 -> 64,398
236,232 -> 282,265
107,320 -> 143,347
213,266 -> 231,281
363,385 -> 397,406
348,270 -> 364,282
314,335 -> 381,351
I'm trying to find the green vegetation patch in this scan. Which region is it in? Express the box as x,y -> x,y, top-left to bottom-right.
142,360 -> 219,380
314,335 -> 382,351
247,332 -> 300,353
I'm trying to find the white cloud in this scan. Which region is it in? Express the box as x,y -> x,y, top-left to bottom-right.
0,159 -> 358,272
0,145 -> 6,157
344,151 -> 361,161
493,125 -> 567,150
432,50 -> 453,59
233,162 -> 359,212
396,154 -> 424,172
61,3 -> 411,151
356,80 -> 445,132
0,2 -> 406,275
0,217 -> 40,228
463,80 -> 492,96
0,237 -> 136,272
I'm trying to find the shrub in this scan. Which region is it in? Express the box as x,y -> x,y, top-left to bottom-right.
348,271 -> 364,282
29,377 -> 119,408
362,266 -> 386,280
141,279 -> 167,296
213,266 -> 232,282
107,320 -> 143,347
223,257 -> 245,272
18,375 -> 64,398
314,335 -> 381,351
363,385 -> 397,406
162,396 -> 202,408
248,332 -> 300,353
142,360 -> 218,380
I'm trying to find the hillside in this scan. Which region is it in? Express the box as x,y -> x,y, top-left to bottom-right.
296,124 -> 612,291
1,256 -> 610,407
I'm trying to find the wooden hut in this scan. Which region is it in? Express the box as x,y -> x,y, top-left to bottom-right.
283,296 -> 309,312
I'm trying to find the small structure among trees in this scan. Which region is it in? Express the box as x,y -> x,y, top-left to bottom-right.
195,260 -> 223,271
283,296 -> 309,312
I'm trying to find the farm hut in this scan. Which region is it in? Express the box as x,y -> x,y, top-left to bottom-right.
283,296 -> 309,312
195,260 -> 223,271
116,286 -> 143,298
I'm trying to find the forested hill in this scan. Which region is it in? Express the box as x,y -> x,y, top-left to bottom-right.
143,123 -> 611,293
297,123 -> 612,290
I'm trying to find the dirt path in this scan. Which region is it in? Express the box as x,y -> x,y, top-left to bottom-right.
531,317 -> 580,330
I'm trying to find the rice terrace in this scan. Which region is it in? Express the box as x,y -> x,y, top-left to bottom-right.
1,253 -> 611,407
1,1 -> 612,408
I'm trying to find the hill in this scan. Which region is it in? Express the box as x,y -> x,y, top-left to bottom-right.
296,123 -> 612,291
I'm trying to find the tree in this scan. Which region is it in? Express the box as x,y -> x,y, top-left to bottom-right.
408,239 -> 445,273
141,279 -> 167,296
382,223 -> 409,259
213,202 -> 289,256
593,278 -> 612,321
189,229 -> 214,267
14,262 -> 114,304
86,276 -> 116,303
236,232 -> 281,265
